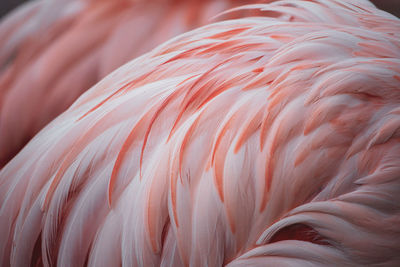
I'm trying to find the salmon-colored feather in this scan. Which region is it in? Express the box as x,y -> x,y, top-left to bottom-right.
0,0 -> 259,168
1,0 -> 400,266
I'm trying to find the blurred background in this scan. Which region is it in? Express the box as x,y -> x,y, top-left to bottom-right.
374,1 -> 400,18
1,0 -> 400,19
0,0 -> 27,18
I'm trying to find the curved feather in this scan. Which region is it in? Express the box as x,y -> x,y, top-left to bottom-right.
1,0 -> 400,266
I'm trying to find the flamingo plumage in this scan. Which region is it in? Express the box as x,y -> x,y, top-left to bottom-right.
0,0 -> 259,168
1,0 -> 400,266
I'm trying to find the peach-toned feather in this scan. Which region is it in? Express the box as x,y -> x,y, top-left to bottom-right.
1,0 -> 400,266
0,0 -> 257,168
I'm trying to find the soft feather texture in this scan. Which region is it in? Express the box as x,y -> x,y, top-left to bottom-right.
0,0 -> 257,168
1,0 -> 400,266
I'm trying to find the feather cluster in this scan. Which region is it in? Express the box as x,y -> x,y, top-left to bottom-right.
1,0 -> 400,266
0,0 -> 254,167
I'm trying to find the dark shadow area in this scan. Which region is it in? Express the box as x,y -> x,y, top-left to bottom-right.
371,0 -> 400,18
0,0 -> 29,19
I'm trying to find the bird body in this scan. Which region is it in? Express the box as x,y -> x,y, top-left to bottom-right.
0,0 -> 255,167
1,0 -> 400,266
